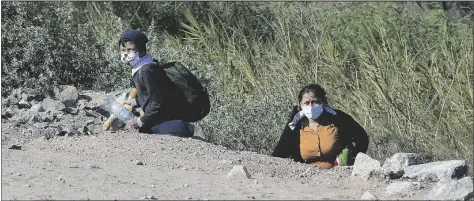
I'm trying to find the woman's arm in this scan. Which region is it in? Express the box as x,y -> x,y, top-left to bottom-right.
271,106 -> 303,162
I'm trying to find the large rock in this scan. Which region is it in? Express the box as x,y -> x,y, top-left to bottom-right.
386,181 -> 422,196
30,104 -> 45,113
38,112 -> 54,122
77,125 -> 90,135
84,109 -> 103,118
55,85 -> 79,107
41,128 -> 58,140
18,99 -> 31,109
50,111 -> 65,122
65,107 -> 79,115
227,165 -> 251,179
1,108 -> 14,119
12,115 -> 30,126
90,125 -> 104,135
403,160 -> 468,182
80,90 -> 107,107
20,90 -> 40,102
77,99 -> 96,110
6,88 -> 40,106
32,94 -> 46,102
6,89 -> 23,105
361,191 -> 378,200
9,105 -> 19,112
351,153 -> 382,181
426,177 -> 473,200
32,122 -> 50,129
56,125 -> 79,136
1,97 -> 7,106
42,98 -> 66,112
11,110 -> 35,126
77,120 -> 96,135
27,112 -> 42,124
382,153 -> 425,179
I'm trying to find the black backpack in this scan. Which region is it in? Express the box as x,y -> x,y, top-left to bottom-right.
160,61 -> 211,122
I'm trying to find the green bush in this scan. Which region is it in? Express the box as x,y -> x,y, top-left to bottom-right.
1,2 -> 108,96
165,2 -> 473,165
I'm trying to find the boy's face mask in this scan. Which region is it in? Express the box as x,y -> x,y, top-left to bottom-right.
121,52 -> 140,66
120,41 -> 142,67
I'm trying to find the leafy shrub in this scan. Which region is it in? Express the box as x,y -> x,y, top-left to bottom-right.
2,2 -> 472,170
164,2 -> 473,165
1,2 -> 109,96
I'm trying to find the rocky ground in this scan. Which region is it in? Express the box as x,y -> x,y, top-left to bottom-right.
1,86 -> 473,200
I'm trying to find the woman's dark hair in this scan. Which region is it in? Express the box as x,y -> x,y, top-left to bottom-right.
297,84 -> 328,105
297,84 -> 332,127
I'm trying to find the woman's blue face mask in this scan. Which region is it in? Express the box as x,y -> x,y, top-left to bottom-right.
301,104 -> 324,120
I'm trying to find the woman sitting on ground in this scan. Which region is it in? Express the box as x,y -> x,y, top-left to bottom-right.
271,84 -> 369,168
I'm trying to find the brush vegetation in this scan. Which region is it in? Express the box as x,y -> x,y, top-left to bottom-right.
2,2 -> 473,170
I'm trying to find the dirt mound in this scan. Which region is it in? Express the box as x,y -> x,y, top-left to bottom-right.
2,130 -> 433,200
1,87 -> 471,200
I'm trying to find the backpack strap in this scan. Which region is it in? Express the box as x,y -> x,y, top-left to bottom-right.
160,61 -> 177,69
132,61 -> 159,77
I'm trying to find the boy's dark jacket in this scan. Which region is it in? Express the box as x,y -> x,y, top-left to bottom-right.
271,106 -> 369,162
132,61 -> 191,132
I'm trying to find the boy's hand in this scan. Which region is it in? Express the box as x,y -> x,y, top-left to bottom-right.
127,117 -> 143,130
120,99 -> 136,107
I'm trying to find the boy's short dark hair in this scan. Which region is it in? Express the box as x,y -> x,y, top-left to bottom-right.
118,29 -> 148,52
